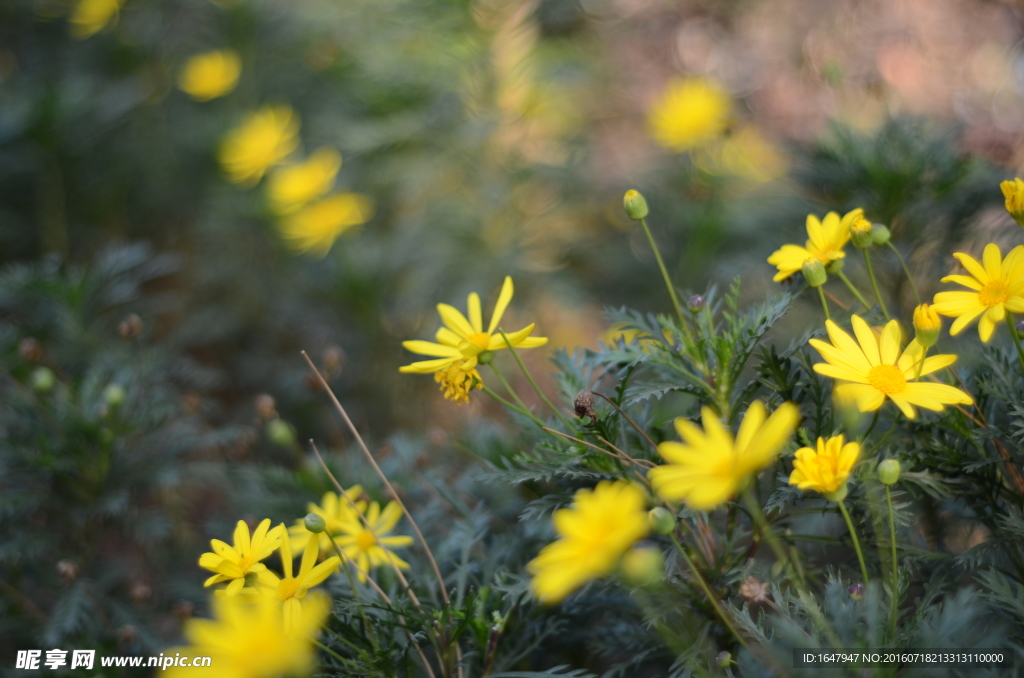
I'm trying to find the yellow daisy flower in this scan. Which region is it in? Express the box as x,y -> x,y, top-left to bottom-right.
258,529 -> 339,629
164,591 -> 328,678
810,316 -> 972,419
647,78 -> 729,153
931,243 -> 1024,342
527,481 -> 648,604
198,519 -> 284,596
399,276 -> 548,375
266,148 -> 342,215
68,0 -> 123,38
219,105 -> 300,186
277,193 -> 373,257
1001,178 -> 1024,227
767,209 -> 863,282
334,500 -> 413,583
789,435 -> 860,501
286,488 -> 367,556
178,49 -> 241,102
649,401 -> 800,510
434,361 -> 483,405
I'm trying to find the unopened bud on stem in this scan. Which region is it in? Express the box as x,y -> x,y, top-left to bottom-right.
623,190 -> 649,221
648,507 -> 675,535
304,513 -> 327,533
878,459 -> 901,485
802,258 -> 827,288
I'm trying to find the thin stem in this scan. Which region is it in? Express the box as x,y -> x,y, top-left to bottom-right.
886,242 -> 920,305
638,216 -> 686,326
861,410 -> 880,441
836,499 -> 870,584
314,639 -> 362,669
742,488 -> 805,588
836,270 -> 872,309
868,416 -> 900,457
487,363 -> 545,427
480,383 -> 540,423
1004,314 -> 1024,376
884,486 -> 900,639
591,391 -> 660,452
668,534 -> 748,649
326,533 -> 378,652
498,329 -> 576,430
862,249 -> 890,320
816,286 -> 831,321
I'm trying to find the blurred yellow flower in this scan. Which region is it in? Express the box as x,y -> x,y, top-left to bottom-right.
258,530 -> 339,629
527,481 -> 648,604
810,317 -> 971,419
932,243 -> 1024,342
178,49 -> 241,102
698,127 -> 788,182
333,501 -> 413,583
399,276 -> 548,375
434,361 -> 483,405
164,592 -> 328,678
199,519 -> 284,596
277,193 -> 373,257
219,105 -> 300,186
649,401 -> 799,510
767,209 -> 860,282
648,78 -> 729,153
286,487 -> 366,556
266,148 -> 342,215
1000,178 -> 1024,227
789,435 -> 860,500
68,0 -> 122,38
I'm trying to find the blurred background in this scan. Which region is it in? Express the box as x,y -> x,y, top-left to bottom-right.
2,0 -> 1024,670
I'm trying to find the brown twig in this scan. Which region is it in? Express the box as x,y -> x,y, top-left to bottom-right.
542,427 -> 651,483
591,391 -> 660,452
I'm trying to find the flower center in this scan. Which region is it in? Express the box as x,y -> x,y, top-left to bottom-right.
867,364 -> 906,395
237,555 -> 254,572
466,332 -> 491,349
355,530 -> 377,552
979,280 -> 1009,307
277,576 -> 301,601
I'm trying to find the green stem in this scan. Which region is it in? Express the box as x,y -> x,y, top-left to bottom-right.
742,488 -> 805,587
886,242 -> 920,305
816,286 -> 831,321
884,486 -> 900,639
862,249 -> 890,320
498,329 -> 576,430
836,270 -> 872,310
861,409 -> 880,441
327,534 -> 378,652
638,216 -> 687,326
1004,314 -> 1024,376
668,534 -> 748,650
836,499 -> 870,584
486,365 -> 546,428
314,639 -> 361,669
868,416 -> 900,457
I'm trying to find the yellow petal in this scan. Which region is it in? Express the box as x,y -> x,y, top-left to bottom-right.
402,340 -> 461,358
436,303 -> 474,338
488,276 -> 515,335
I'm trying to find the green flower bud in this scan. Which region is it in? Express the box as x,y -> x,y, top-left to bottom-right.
477,350 -> 494,365
648,507 -> 675,535
304,513 -> 327,533
31,366 -> 55,394
103,384 -> 126,408
620,547 -> 664,587
687,295 -> 705,313
826,257 -> 844,274
823,483 -> 849,503
716,651 -> 733,668
623,190 -> 649,220
801,258 -> 827,288
849,213 -> 874,249
878,459 -> 901,485
871,224 -> 891,246
266,418 -> 296,448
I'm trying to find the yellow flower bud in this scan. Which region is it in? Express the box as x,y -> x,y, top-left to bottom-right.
620,547 -> 664,587
913,303 -> 941,348
623,190 -> 649,220
848,209 -> 873,249
1001,178 -> 1024,228
878,459 -> 901,485
647,507 -> 675,535
801,258 -> 827,288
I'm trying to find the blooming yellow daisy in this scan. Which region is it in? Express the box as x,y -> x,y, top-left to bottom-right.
931,243 -> 1024,342
767,209 -> 862,282
1001,178 -> 1024,227
68,0 -> 122,38
277,193 -> 373,257
266,148 -> 342,215
219,105 -> 300,186
286,487 -> 367,556
258,529 -> 339,629
649,401 -> 800,510
178,50 -> 241,102
164,591 -> 328,678
810,316 -> 972,419
647,78 -> 729,153
399,276 -> 548,375
333,501 -> 413,583
527,481 -> 648,604
434,361 -> 483,404
789,435 -> 860,501
199,519 -> 284,596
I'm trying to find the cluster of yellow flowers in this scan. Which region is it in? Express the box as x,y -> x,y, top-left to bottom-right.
170,489 -> 410,677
